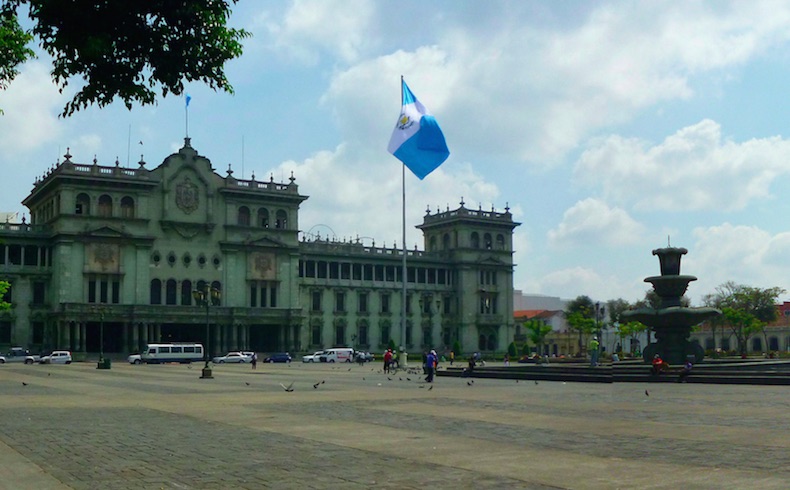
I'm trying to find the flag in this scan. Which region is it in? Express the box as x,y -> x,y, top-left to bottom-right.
387,79 -> 449,179
185,94 -> 192,107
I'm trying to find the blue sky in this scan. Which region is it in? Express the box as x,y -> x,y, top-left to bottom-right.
3,0 -> 790,305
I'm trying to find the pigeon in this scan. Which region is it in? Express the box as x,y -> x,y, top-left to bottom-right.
313,382 -> 320,389
467,381 -> 473,386
387,377 -> 393,381
645,390 -> 649,397
22,382 -> 28,386
516,380 -> 519,383
406,377 -> 411,381
321,380 -> 326,384
428,385 -> 433,391
280,382 -> 295,392
348,368 -> 351,371
48,373 -> 51,377
399,377 -> 403,381
362,377 -> 365,381
534,381 -> 539,385
245,382 -> 250,386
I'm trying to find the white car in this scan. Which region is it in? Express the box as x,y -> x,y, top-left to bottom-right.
302,350 -> 324,363
212,352 -> 250,364
40,351 -> 72,364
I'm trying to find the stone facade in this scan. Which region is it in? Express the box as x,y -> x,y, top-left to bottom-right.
0,140 -> 519,358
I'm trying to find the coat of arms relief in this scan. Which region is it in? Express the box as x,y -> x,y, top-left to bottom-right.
176,177 -> 199,214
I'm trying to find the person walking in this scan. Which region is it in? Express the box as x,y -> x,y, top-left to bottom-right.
449,350 -> 455,366
383,349 -> 393,374
589,336 -> 600,367
251,352 -> 258,370
425,350 -> 437,383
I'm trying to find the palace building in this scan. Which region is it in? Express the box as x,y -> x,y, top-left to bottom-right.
0,139 -> 519,358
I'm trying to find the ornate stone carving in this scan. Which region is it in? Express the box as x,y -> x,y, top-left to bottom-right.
176,177 -> 199,214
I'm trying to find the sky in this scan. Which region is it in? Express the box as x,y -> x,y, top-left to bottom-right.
3,0 -> 790,306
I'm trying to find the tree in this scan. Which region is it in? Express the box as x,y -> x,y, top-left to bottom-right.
565,295 -> 595,354
615,321 -> 647,355
0,280 -> 10,310
524,319 -> 552,356
1,0 -> 249,116
452,340 -> 462,357
507,341 -> 518,358
704,282 -> 784,355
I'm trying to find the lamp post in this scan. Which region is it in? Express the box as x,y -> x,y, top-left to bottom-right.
193,284 -> 220,379
93,304 -> 109,369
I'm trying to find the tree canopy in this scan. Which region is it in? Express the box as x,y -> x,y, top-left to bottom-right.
0,0 -> 249,116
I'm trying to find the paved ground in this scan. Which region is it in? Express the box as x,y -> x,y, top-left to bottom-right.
0,361 -> 787,489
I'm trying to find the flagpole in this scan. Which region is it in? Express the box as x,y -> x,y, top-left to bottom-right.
400,75 -> 408,360
185,101 -> 189,138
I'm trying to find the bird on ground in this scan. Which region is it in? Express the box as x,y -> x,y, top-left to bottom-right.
362,377 -> 366,381
245,382 -> 250,386
645,390 -> 649,397
406,377 -> 411,381
534,381 -> 539,385
313,382 -> 320,389
22,382 -> 28,386
321,380 -> 325,384
467,381 -> 473,386
48,373 -> 51,377
428,385 -> 433,391
387,377 -> 393,381
516,380 -> 519,383
399,377 -> 403,381
280,382 -> 295,392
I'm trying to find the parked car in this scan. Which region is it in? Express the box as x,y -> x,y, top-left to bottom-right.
264,352 -> 292,363
212,352 -> 250,364
40,351 -> 72,364
302,350 -> 325,363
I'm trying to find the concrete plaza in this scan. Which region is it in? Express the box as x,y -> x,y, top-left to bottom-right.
0,361 -> 787,489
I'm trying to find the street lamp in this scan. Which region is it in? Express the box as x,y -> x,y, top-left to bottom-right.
192,285 -> 220,379
93,304 -> 109,370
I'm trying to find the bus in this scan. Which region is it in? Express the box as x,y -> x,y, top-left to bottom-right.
128,343 -> 204,364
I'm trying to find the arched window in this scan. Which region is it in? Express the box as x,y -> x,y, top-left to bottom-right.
181,279 -> 192,305
98,194 -> 113,217
150,279 -> 162,305
443,233 -> 450,250
238,206 -> 251,226
211,281 -> 222,305
121,196 -> 135,218
76,193 -> 90,215
275,210 -> 287,229
496,234 -> 505,250
471,232 -> 480,249
484,233 -> 492,250
257,208 -> 269,228
165,279 -> 177,305
429,236 -> 437,252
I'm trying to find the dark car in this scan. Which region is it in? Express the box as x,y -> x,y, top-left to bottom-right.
264,352 -> 292,363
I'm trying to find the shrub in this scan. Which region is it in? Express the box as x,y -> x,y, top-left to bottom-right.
507,342 -> 518,357
452,340 -> 462,357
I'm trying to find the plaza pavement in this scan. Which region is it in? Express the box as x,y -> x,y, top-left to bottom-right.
0,360 -> 787,489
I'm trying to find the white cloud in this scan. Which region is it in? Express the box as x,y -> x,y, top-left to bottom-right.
547,198 -> 645,247
267,0 -> 376,64
686,223 -> 790,301
574,119 -> 790,211
0,61 -> 64,153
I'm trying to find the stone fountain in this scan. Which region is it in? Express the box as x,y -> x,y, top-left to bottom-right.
621,246 -> 721,365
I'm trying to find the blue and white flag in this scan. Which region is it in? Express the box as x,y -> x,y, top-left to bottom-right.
387,79 -> 449,179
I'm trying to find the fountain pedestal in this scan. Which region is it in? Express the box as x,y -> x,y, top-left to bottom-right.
622,247 -> 720,365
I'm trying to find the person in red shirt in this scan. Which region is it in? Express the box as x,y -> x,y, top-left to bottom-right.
383,349 -> 393,374
651,354 -> 668,375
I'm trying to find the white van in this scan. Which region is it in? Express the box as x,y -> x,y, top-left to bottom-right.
128,343 -> 204,364
319,348 -> 354,363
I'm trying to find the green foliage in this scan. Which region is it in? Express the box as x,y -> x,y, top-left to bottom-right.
521,342 -> 530,356
605,298 -> 631,325
525,319 -> 552,353
507,341 -> 518,358
0,280 -> 9,310
616,321 -> 647,339
387,338 -> 396,352
0,6 -> 34,104
565,295 -> 595,318
452,340 -> 461,357
721,306 -> 763,355
1,0 -> 249,116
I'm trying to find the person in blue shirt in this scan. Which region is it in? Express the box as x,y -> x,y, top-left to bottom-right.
425,350 -> 437,383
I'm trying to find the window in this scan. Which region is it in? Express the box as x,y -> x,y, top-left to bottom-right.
311,323 -> 321,345
405,293 -> 412,314
443,233 -> 450,250
335,291 -> 345,312
484,233 -> 492,250
166,279 -> 177,305
496,234 -> 505,250
358,323 -> 369,346
358,292 -> 368,313
381,293 -> 390,314
238,206 -> 251,226
335,323 -> 345,345
480,293 -> 497,314
250,284 -> 257,307
181,280 -> 192,305
275,210 -> 287,229
0,321 -> 10,343
381,324 -> 390,345
429,236 -> 437,251
311,291 -> 321,311
257,208 -> 269,228
98,194 -> 113,217
121,196 -> 135,218
471,232 -> 479,249
150,279 -> 162,304
75,193 -> 90,215
32,282 -> 45,304
87,275 -> 119,304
